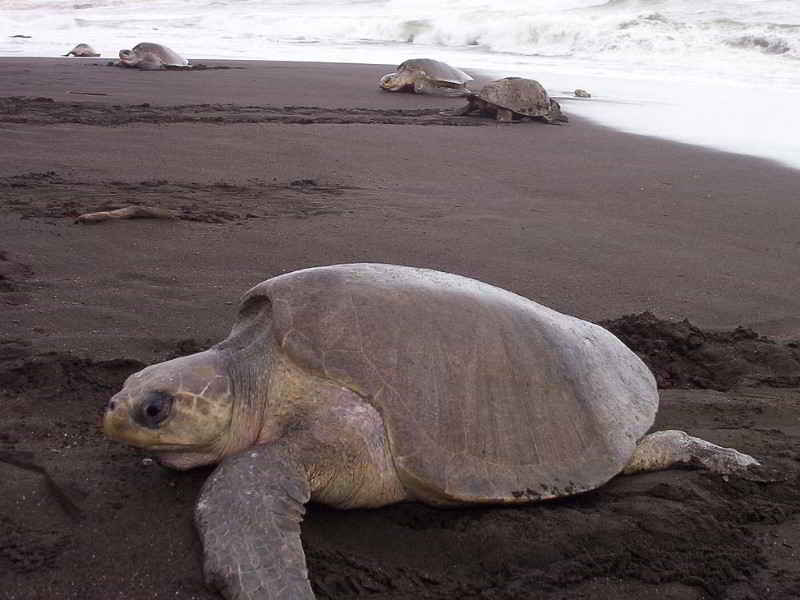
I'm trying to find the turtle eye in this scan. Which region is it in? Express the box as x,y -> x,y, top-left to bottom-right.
135,391 -> 173,429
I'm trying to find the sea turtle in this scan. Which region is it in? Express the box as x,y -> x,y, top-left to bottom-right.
379,58 -> 473,96
103,263 -> 759,600
456,76 -> 567,123
63,43 -> 100,57
118,42 -> 189,70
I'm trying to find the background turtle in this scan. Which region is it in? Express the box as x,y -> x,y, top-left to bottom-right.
456,76 -> 567,123
64,43 -> 100,57
118,42 -> 189,70
103,263 -> 759,600
380,58 -> 473,96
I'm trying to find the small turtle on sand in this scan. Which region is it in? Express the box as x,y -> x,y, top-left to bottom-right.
118,42 -> 189,70
104,263 -> 759,600
64,43 -> 100,57
456,76 -> 567,123
380,58 -> 473,96
575,88 -> 592,98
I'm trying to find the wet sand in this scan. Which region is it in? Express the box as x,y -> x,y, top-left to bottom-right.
1,58 -> 799,600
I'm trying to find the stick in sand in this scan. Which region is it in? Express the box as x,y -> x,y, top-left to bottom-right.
67,91 -> 110,96
75,206 -> 176,224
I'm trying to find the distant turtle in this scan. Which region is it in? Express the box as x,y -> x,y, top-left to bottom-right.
380,58 -> 473,96
456,76 -> 567,123
118,42 -> 189,70
64,43 -> 100,57
104,263 -> 759,600
575,88 -> 592,98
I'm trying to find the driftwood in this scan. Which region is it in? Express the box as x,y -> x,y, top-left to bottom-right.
75,206 -> 176,224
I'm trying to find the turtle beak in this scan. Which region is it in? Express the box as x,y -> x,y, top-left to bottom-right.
103,392 -> 133,441
379,73 -> 397,90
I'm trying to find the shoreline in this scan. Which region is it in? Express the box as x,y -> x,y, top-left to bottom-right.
4,55 -> 798,171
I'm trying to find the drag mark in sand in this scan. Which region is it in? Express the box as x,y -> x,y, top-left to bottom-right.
0,172 -> 356,223
0,249 -> 33,307
0,96 -> 487,127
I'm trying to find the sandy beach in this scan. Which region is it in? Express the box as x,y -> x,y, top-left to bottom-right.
1,58 -> 799,600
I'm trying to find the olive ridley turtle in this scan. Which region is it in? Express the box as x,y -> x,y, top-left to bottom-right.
118,42 -> 189,70
103,263 -> 759,600
456,76 -> 567,123
380,58 -> 473,96
64,43 -> 100,57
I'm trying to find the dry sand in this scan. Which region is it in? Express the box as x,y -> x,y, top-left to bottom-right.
1,58 -> 799,600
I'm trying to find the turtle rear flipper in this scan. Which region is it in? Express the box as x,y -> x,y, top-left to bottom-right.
196,442 -> 315,600
544,98 -> 568,124
623,430 -> 760,476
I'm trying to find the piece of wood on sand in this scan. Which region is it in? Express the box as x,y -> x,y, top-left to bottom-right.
75,206 -> 176,224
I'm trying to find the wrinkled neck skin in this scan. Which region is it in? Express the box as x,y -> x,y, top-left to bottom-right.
216,343 -> 273,459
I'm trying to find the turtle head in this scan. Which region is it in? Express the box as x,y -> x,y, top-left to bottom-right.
379,71 -> 412,92
103,350 -> 235,469
118,48 -> 139,67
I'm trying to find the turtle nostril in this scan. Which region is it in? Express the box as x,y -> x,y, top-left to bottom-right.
108,400 -> 117,411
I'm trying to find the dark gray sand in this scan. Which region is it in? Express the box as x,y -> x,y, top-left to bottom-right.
1,58 -> 799,600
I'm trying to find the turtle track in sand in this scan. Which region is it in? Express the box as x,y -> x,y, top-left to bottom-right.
0,249 -> 33,307
0,172 -> 355,223
0,96 -> 485,127
1,318 -> 800,599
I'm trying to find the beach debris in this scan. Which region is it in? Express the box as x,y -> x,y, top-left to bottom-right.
63,43 -> 100,57
10,34 -> 32,39
102,263 -> 761,600
289,178 -> 318,188
574,88 -> 592,98
117,42 -> 189,70
379,58 -> 473,96
66,91 -> 109,96
75,206 -> 176,223
455,77 -> 567,123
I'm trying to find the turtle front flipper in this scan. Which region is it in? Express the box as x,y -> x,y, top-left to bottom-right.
195,442 -> 314,600
452,96 -> 478,116
413,78 -> 470,97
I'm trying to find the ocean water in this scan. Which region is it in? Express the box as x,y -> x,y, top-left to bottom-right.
2,0 -> 799,169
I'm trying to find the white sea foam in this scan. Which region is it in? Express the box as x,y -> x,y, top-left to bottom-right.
2,0 -> 799,168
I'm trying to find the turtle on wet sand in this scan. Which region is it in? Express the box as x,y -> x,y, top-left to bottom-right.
118,42 -> 189,70
379,58 -> 473,96
103,263 -> 760,600
64,43 -> 100,57
456,76 -> 567,123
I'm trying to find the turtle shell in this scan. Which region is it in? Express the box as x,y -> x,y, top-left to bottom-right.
131,42 -> 188,67
477,77 -> 554,117
397,58 -> 473,85
233,264 -> 657,505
